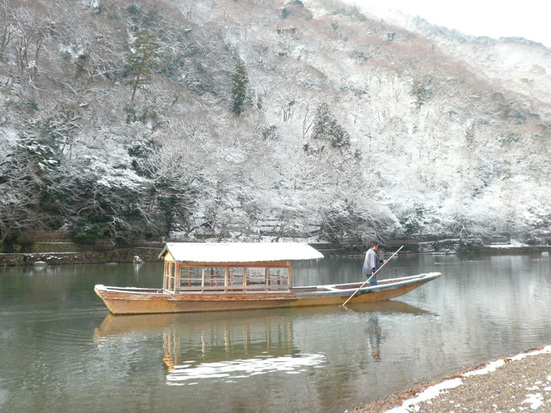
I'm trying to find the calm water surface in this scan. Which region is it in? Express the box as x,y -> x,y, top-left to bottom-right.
1,254 -> 551,412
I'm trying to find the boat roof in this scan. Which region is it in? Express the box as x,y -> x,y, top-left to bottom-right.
158,242 -> 324,263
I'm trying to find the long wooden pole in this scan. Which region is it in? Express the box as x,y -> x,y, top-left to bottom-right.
342,245 -> 404,307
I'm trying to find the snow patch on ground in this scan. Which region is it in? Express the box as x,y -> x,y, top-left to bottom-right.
510,345 -> 551,361
385,378 -> 463,412
385,345 -> 551,412
522,393 -> 544,410
463,359 -> 505,376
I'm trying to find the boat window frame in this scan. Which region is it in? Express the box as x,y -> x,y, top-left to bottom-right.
162,259 -> 292,294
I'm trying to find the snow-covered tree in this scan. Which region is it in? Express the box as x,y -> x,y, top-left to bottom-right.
1,0 -> 551,250
310,102 -> 351,149
231,57 -> 249,116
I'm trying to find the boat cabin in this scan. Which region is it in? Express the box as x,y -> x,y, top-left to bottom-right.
158,243 -> 324,294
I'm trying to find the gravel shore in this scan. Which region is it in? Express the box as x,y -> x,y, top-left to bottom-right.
356,345 -> 551,412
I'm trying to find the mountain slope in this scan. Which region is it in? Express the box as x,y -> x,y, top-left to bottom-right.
1,0 -> 550,250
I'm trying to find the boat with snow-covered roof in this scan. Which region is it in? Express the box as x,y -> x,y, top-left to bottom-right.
94,242 -> 441,315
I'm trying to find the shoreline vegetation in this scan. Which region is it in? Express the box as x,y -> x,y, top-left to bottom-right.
1,232 -> 550,266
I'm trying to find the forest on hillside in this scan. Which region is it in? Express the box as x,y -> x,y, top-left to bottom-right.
1,0 -> 551,252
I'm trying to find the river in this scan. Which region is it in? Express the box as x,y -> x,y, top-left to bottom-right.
1,253 -> 550,412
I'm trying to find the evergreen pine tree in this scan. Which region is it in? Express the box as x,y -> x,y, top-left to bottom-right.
311,103 -> 350,148
125,29 -> 160,108
231,58 -> 249,116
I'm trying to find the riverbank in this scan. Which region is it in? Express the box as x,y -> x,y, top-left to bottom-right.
1,235 -> 550,266
356,344 -> 551,412
0,246 -> 162,266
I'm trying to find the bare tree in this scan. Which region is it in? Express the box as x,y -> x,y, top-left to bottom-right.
9,2 -> 50,82
0,0 -> 16,61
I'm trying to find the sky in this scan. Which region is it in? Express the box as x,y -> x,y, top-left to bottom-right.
349,0 -> 551,48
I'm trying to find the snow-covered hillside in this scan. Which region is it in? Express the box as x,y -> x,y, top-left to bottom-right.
1,0 -> 550,250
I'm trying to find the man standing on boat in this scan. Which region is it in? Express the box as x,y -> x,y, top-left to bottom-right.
363,242 -> 386,285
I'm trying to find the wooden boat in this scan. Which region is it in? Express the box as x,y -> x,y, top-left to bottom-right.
94,242 -> 441,315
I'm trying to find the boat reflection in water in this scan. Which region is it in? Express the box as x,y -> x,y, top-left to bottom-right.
94,309 -> 327,385
94,301 -> 433,385
160,311 -> 327,385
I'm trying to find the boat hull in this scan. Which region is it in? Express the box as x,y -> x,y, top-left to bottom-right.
94,272 -> 441,315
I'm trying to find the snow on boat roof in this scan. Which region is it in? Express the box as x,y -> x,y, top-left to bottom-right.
159,242 -> 324,263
